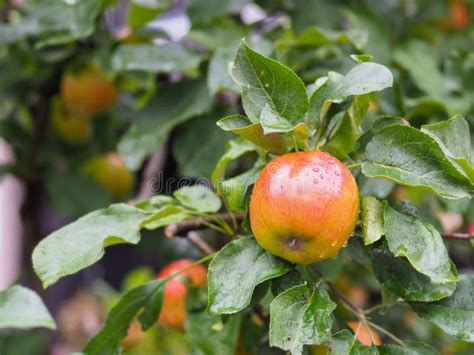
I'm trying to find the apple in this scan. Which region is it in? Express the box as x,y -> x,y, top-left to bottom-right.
82,153 -> 134,198
120,320 -> 145,349
157,259 -> 207,330
51,98 -> 91,143
347,321 -> 382,346
250,151 -> 359,264
61,63 -> 117,116
450,0 -> 470,29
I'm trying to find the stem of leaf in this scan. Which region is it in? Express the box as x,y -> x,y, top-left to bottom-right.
364,300 -> 404,315
345,162 -> 362,169
350,321 -> 362,348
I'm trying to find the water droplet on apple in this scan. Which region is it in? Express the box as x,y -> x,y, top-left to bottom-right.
331,240 -> 337,246
320,174 -> 324,179
312,167 -> 320,172
313,179 -> 319,184
334,170 -> 340,176
342,242 -> 348,248
329,160 -> 336,164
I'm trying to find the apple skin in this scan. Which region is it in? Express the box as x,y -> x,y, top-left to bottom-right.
51,99 -> 91,143
120,320 -> 145,349
249,151 -> 359,264
61,63 -> 117,116
157,259 -> 207,330
82,153 -> 134,198
450,0 -> 470,29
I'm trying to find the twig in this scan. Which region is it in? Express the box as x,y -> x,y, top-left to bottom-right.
367,320 -> 405,346
164,212 -> 245,238
311,265 -> 405,346
187,231 -> 214,255
311,266 -> 365,316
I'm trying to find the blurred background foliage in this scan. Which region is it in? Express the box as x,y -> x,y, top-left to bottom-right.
0,0 -> 473,353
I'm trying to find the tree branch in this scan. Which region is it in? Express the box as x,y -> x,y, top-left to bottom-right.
134,144 -> 168,201
311,266 -> 366,317
187,231 -> 214,255
164,212 -> 245,238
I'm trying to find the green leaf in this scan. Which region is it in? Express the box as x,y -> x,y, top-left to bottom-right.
351,54 -> 374,63
362,125 -> 474,200
45,171 -> 112,218
322,95 -> 369,159
207,47 -> 240,95
307,63 -> 392,127
356,116 -> 406,152
113,43 -> 204,74
185,313 -> 241,355
187,17 -> 245,51
186,0 -> 251,22
410,274 -> 474,342
360,196 -> 384,245
330,330 -> 355,354
231,40 -> 308,122
383,204 -> 457,284
0,286 -> 55,330
260,104 -> 314,138
0,330 -> 49,355
378,342 -> 440,354
0,0 -> 101,47
394,40 -> 445,97
370,246 -> 456,302
118,79 -> 213,170
421,116 -> 474,182
84,279 -> 165,354
394,40 -> 470,116
141,205 -> 189,230
358,176 -> 396,200
173,114 -> 235,178
138,285 -> 165,330
32,204 -> 149,287
269,284 -> 336,355
173,185 -> 222,213
221,164 -> 264,212
279,26 -> 367,50
211,138 -> 255,186
217,115 -> 288,154
134,195 -> 177,211
331,330 -> 440,354
208,237 -> 291,315
330,330 -> 378,354
345,8 -> 391,65
128,0 -> 172,28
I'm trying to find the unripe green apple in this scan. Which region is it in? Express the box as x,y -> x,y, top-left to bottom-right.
157,259 -> 207,330
249,151 -> 359,264
61,63 -> 117,116
51,98 -> 91,143
82,153 -> 134,199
